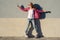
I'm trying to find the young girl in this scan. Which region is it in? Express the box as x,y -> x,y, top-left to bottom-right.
17,2 -> 35,38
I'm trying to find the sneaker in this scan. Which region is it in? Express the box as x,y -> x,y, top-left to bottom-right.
26,34 -> 35,38
36,35 -> 44,38
28,35 -> 35,38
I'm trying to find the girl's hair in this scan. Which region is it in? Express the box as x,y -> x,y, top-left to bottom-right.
29,2 -> 34,8
29,2 -> 37,9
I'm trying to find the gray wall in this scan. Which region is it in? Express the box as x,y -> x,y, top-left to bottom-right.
0,0 -> 60,18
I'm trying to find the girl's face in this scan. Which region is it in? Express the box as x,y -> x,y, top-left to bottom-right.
28,3 -> 33,8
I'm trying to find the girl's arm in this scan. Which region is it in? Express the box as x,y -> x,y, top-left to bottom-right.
37,9 -> 45,13
37,9 -> 51,13
17,5 -> 29,12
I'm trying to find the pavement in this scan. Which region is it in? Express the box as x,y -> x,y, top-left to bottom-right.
0,37 -> 60,40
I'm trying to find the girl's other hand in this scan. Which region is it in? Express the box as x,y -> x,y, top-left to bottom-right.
46,11 -> 51,13
17,5 -> 20,7
21,5 -> 24,8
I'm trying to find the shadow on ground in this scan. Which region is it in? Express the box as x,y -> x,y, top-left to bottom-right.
0,37 -> 60,40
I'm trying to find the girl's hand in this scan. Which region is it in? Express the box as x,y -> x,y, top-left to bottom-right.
20,5 -> 24,8
17,5 -> 20,7
46,11 -> 51,13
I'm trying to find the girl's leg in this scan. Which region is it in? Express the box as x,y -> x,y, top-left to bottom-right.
27,20 -> 34,35
25,19 -> 31,35
25,19 -> 35,38
34,19 -> 44,37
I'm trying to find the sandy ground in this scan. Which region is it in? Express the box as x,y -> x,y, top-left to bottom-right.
0,37 -> 60,40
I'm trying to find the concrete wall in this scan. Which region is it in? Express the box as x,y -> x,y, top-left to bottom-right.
0,0 -> 60,37
0,0 -> 60,18
0,18 -> 60,37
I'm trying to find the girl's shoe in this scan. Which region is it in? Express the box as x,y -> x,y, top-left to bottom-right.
26,34 -> 35,38
36,35 -> 44,38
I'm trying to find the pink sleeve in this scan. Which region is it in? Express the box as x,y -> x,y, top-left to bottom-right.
37,10 -> 44,13
19,7 -> 29,12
